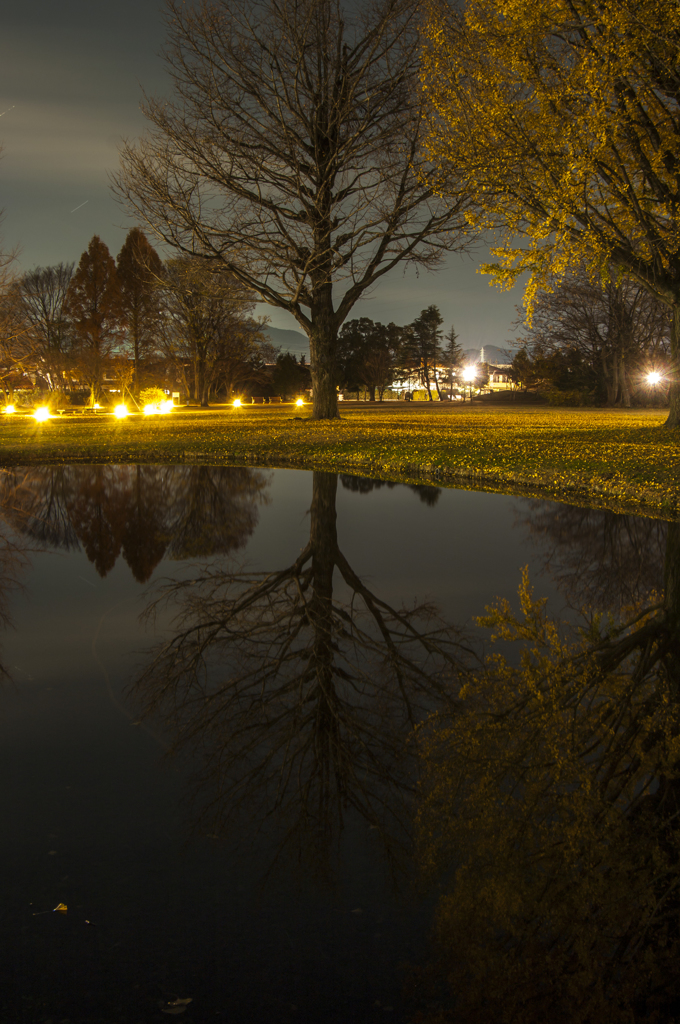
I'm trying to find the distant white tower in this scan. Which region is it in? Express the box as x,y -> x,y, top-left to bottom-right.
479,346 -> 485,364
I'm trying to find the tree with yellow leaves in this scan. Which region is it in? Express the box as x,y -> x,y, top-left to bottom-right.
421,0 -> 680,426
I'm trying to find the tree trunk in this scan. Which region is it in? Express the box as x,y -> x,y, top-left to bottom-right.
133,330 -> 140,395
663,303 -> 680,428
602,350 -> 616,406
309,294 -> 339,419
664,520 -> 680,694
195,355 -> 209,407
664,520 -> 680,631
423,361 -> 433,400
309,472 -> 340,798
620,348 -> 631,407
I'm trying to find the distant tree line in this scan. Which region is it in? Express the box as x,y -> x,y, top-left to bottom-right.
1,239 -> 477,405
0,229 -> 276,408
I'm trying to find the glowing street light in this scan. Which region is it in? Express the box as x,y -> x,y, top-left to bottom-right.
232,398 -> 242,408
463,366 -> 477,382
295,398 -> 304,407
647,371 -> 662,385
159,400 -> 173,414
114,404 -> 129,419
33,406 -> 50,422
3,405 -> 15,415
143,403 -> 157,416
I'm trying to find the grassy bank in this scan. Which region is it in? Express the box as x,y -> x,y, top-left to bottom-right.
1,403 -> 678,518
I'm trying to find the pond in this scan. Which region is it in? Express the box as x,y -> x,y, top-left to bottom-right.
0,466 -> 672,1024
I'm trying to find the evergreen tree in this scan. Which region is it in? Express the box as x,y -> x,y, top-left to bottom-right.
442,325 -> 463,398
63,236 -> 123,403
338,318 -> 401,400
116,228 -> 164,393
400,305 -> 444,400
271,352 -> 311,401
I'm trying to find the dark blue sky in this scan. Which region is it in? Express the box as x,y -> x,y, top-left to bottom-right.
1,0 -> 523,349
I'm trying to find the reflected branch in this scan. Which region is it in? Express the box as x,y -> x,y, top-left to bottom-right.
134,471 -> 470,875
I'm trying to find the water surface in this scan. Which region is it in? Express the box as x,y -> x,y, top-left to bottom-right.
0,466 -> 668,1023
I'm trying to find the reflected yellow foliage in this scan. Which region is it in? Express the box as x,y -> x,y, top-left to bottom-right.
415,570 -> 680,1023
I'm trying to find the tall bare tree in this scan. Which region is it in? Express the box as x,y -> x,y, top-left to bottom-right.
112,0 -> 476,419
132,472 -> 469,872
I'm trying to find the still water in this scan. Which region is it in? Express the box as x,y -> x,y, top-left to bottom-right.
0,466 -> 669,1024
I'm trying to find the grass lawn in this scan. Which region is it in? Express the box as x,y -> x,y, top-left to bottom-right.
1,402 -> 678,518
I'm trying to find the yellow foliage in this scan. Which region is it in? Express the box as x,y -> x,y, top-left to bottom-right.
421,0 -> 680,323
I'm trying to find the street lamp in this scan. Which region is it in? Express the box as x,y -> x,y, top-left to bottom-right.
33,406 -> 50,422
647,371 -> 662,386
463,365 -> 477,401
114,404 -> 129,419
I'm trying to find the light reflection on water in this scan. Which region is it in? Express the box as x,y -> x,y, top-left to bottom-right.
0,466 -> 669,1023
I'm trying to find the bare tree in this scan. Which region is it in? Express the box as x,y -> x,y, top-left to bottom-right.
132,471 -> 470,873
515,268 -> 671,405
112,0 -> 477,419
0,276 -> 33,402
160,256 -> 266,405
15,263 -> 74,391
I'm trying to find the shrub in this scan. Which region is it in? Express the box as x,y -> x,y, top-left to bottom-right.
139,386 -> 167,408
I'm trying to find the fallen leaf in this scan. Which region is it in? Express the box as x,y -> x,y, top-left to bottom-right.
53,903 -> 67,915
158,997 -> 193,1014
351,908 -> 363,914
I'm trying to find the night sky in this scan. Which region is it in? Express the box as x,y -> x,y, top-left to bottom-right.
2,0 -> 523,350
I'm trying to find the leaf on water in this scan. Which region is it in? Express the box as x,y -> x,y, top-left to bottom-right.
351,908 -> 363,914
53,903 -> 67,915
158,997 -> 192,1014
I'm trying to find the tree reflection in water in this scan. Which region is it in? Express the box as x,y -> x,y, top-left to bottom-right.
415,520 -> 680,1024
519,499 -> 667,612
0,465 -> 271,580
0,471 -> 35,681
132,471 -> 470,875
5,460 -> 679,1019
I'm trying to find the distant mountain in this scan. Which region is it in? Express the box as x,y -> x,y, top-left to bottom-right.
462,344 -> 515,367
262,329 -> 514,368
262,326 -> 310,360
